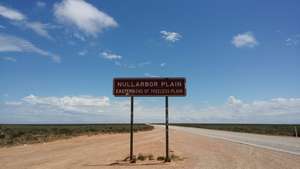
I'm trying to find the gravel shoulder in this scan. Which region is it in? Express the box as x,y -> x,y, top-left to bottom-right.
0,126 -> 299,169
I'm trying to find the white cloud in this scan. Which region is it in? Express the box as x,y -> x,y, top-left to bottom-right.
36,1 -> 46,8
0,33 -> 61,63
24,22 -> 52,39
160,30 -> 182,42
1,95 -> 300,123
73,32 -> 86,41
101,51 -> 122,60
160,62 -> 166,67
232,32 -> 258,48
78,50 -> 87,56
22,94 -> 110,113
54,0 -> 118,37
4,101 -> 22,106
227,96 -> 243,106
285,36 -> 299,47
114,61 -> 121,66
227,97 -> 300,117
0,5 -> 52,39
127,65 -> 136,69
144,73 -> 160,77
0,56 -> 16,62
179,96 -> 300,123
0,95 -> 131,123
138,61 -> 151,67
113,61 -> 152,69
0,5 -> 26,21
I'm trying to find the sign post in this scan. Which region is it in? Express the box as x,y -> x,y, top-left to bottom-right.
165,96 -> 170,162
113,77 -> 186,162
130,96 -> 134,161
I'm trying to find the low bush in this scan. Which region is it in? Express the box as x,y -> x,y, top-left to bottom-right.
0,124 -> 153,147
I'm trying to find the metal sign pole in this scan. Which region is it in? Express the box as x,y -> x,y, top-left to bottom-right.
165,96 -> 170,162
130,96 -> 134,162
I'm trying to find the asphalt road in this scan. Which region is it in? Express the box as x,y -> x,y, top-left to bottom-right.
169,125 -> 300,155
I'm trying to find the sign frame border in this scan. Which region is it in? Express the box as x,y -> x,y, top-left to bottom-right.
113,77 -> 187,97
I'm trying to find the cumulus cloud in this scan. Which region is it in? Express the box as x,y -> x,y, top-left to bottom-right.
101,51 -> 122,60
232,32 -> 258,48
227,96 -> 243,106
0,95 -> 129,123
54,0 -> 118,37
22,94 -> 110,113
0,5 -> 26,21
160,30 -> 182,42
2,95 -> 300,123
0,56 -> 16,62
0,94 -> 151,123
0,33 -> 61,63
179,96 -> 300,123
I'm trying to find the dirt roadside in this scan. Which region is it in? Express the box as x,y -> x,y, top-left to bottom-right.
0,126 -> 299,169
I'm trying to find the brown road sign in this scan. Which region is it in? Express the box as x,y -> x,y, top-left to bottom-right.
113,77 -> 186,162
113,77 -> 186,96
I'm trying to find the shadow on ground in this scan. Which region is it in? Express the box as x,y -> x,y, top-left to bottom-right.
83,161 -> 168,167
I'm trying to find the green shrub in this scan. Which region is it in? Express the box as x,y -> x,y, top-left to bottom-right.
137,153 -> 146,161
157,156 -> 165,161
148,154 -> 154,160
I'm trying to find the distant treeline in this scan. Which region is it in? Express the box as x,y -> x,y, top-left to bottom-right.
0,124 -> 153,147
170,123 -> 300,137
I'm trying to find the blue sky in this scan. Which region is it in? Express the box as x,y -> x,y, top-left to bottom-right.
0,0 -> 300,123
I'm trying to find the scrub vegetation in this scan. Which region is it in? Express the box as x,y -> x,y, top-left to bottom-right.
171,123 -> 300,137
0,124 -> 153,147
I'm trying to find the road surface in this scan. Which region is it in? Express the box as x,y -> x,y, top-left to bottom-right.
0,126 -> 299,169
169,125 -> 300,155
